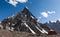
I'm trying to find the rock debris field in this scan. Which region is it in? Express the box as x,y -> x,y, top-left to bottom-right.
0,30 -> 59,37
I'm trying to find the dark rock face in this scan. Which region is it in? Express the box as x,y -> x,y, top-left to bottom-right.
1,7 -> 49,35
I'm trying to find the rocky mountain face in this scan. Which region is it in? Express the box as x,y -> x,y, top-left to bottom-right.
1,7 -> 50,35
46,20 -> 60,33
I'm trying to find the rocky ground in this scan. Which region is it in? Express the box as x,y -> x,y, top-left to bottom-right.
0,30 -> 60,37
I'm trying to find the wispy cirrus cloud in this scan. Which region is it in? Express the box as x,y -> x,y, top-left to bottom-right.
40,11 -> 56,18
5,0 -> 28,7
48,11 -> 56,14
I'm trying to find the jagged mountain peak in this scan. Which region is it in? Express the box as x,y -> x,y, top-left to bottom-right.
24,6 -> 29,10
47,20 -> 60,24
22,7 -> 29,12
22,7 -> 33,16
1,7 -> 49,35
46,19 -> 60,33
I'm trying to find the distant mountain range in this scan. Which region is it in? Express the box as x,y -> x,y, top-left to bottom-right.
46,20 -> 60,33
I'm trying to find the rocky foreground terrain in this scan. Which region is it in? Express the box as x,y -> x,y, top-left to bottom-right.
0,30 -> 59,37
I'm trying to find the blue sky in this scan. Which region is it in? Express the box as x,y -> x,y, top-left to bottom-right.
0,0 -> 60,23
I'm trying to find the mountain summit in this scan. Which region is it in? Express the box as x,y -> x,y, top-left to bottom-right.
1,7 -> 49,35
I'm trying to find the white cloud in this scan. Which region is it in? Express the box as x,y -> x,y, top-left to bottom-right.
5,0 -> 28,7
16,0 -> 28,3
37,19 -> 40,22
40,11 -> 56,18
51,21 -> 56,23
48,11 -> 56,14
41,12 -> 48,18
39,17 -> 41,19
37,17 -> 41,22
58,19 -> 60,21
